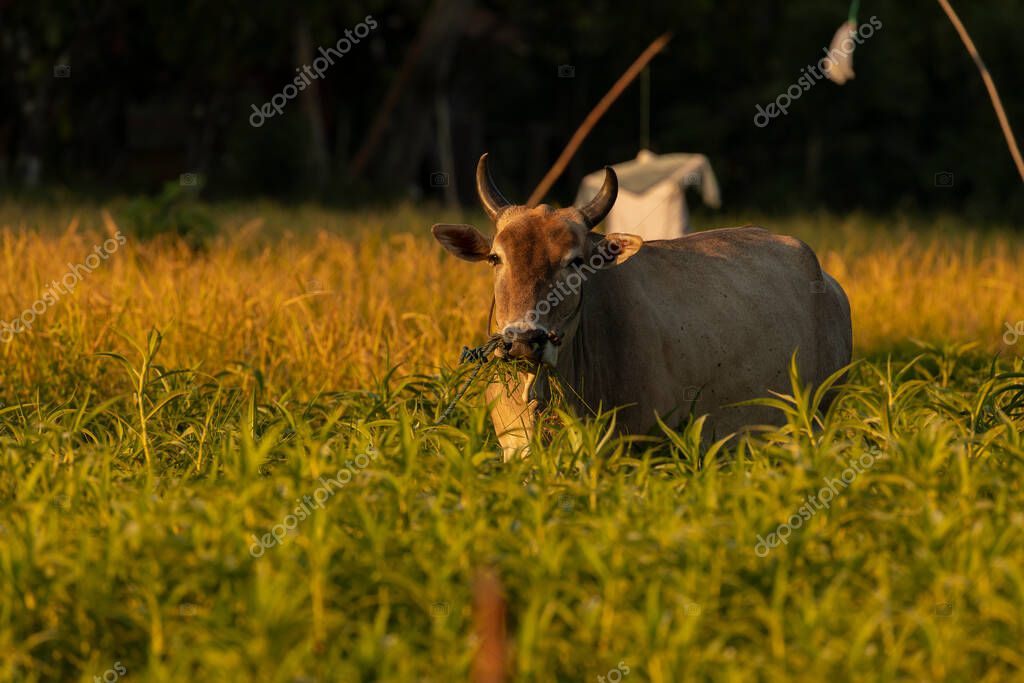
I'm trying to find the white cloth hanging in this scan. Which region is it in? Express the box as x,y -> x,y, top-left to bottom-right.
576,150 -> 721,240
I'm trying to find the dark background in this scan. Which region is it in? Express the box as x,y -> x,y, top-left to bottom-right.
2,0 -> 1023,220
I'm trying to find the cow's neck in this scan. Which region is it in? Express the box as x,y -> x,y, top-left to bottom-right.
553,265 -> 624,417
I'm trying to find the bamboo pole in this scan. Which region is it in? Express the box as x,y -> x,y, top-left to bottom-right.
936,0 -> 1024,182
527,33 -> 672,206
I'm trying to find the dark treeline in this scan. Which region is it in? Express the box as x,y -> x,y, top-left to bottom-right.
1,0 -> 1023,220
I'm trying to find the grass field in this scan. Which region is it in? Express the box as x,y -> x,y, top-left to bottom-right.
1,202 -> 1022,682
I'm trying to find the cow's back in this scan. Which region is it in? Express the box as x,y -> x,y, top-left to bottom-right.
558,226 -> 852,438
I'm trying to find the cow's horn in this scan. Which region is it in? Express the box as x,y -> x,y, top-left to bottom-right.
476,153 -> 511,222
580,167 -> 618,228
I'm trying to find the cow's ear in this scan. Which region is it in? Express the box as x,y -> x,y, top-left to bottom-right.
592,233 -> 643,268
432,224 -> 492,262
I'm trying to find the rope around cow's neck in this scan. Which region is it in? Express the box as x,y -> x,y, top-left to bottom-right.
434,287 -> 586,425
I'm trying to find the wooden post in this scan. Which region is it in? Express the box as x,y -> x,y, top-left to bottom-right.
527,33 -> 672,206
471,569 -> 507,683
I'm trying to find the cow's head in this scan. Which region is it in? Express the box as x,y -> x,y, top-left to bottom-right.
432,154 -> 643,366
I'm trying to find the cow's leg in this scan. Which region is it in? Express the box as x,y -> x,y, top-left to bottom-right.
485,370 -> 543,462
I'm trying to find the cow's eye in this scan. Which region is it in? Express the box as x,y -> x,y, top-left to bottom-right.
568,256 -> 584,268
487,254 -> 501,266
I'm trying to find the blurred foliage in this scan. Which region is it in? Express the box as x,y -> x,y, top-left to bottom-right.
120,179 -> 217,248
0,203 -> 1022,680
0,0 -> 1022,218
2,323 -> 1024,681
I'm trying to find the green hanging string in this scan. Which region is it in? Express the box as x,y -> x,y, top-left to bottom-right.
848,0 -> 860,24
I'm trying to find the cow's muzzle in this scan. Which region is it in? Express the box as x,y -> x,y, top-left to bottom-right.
501,327 -> 550,363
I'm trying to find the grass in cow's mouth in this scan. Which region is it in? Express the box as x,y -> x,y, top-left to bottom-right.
1,203 -> 1022,682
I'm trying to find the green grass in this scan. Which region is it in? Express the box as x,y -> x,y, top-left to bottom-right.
1,204 -> 1023,682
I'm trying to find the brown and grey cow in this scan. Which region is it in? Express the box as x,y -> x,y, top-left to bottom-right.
433,154 -> 852,459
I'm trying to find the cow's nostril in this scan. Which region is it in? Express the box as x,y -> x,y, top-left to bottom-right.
503,328 -> 547,343
523,332 -> 548,348
501,327 -> 548,360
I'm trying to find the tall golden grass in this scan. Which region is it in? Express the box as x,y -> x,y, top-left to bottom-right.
0,204 -> 1020,400
2,202 -> 1023,682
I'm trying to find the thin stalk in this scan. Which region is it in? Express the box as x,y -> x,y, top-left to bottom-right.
936,0 -> 1024,182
